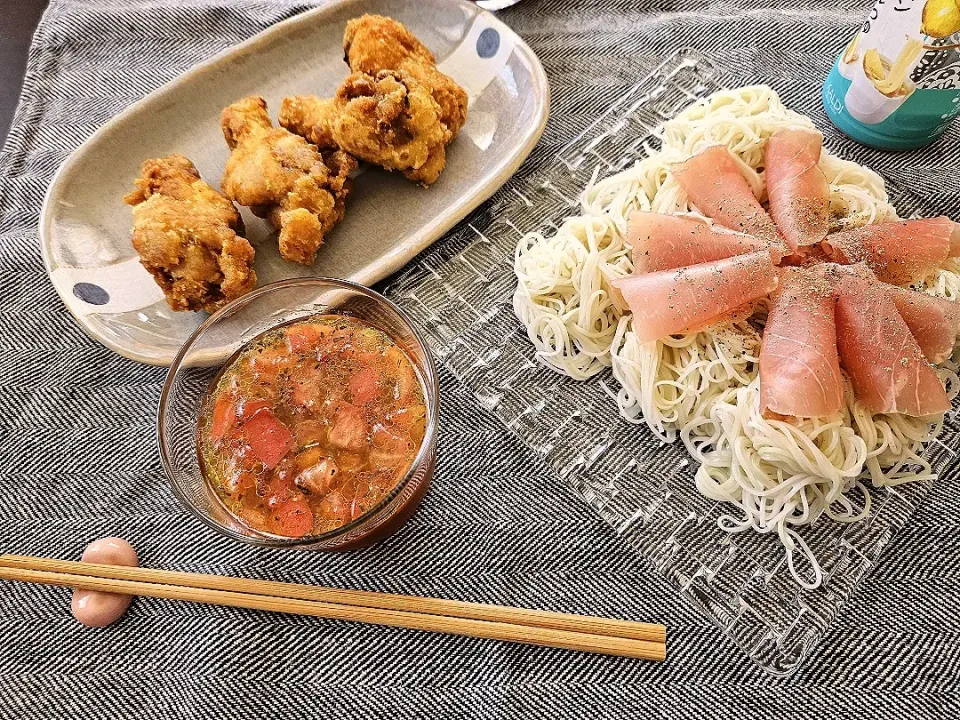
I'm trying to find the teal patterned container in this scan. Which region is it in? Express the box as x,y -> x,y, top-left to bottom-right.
823,0 -> 960,150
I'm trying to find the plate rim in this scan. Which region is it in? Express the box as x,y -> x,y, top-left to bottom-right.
39,0 -> 550,366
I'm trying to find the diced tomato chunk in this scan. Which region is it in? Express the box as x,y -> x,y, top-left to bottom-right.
249,348 -> 285,385
317,491 -> 350,525
294,419 -> 326,446
264,470 -> 296,502
349,368 -> 379,405
242,408 -> 295,469
285,323 -> 328,353
272,497 -> 314,537
237,399 -> 271,421
327,403 -> 368,451
288,368 -> 323,410
210,394 -> 235,443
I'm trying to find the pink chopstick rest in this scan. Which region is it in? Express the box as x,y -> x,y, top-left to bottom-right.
70,537 -> 138,628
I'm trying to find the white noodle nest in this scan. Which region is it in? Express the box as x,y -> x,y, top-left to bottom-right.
513,85 -> 959,589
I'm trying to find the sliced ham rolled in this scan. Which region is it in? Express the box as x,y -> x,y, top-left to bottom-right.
765,128 -> 830,251
671,146 -> 781,246
887,286 -> 960,364
628,211 -> 780,273
612,250 -> 779,343
760,266 -> 843,417
822,217 -> 955,286
834,268 -> 951,416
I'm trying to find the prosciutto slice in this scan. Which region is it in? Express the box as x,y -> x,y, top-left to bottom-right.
628,211 -> 780,273
671,146 -> 781,245
834,268 -> 950,416
822,217 -> 955,286
887,286 -> 960,364
765,128 -> 830,251
613,250 -> 779,343
760,266 -> 843,417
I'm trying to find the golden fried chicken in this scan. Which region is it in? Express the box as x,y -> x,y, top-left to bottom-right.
280,85 -> 448,185
343,14 -> 468,139
328,70 -> 448,185
124,155 -> 256,313
220,96 -> 357,265
279,95 -> 339,150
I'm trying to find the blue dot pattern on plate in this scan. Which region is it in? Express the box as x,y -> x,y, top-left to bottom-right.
476,28 -> 500,59
73,282 -> 110,306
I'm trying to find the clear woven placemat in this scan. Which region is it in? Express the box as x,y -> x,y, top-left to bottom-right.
383,48 -> 960,677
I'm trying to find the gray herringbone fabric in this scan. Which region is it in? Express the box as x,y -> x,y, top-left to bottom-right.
1,1 -> 959,717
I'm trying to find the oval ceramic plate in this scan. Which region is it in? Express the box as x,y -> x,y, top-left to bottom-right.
41,0 -> 548,365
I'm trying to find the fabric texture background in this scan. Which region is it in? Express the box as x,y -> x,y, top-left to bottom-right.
1,1 -> 959,717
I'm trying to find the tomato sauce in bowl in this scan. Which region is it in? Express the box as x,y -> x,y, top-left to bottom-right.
197,315 -> 427,539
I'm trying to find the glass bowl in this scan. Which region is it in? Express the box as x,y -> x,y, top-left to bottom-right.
158,278 -> 439,550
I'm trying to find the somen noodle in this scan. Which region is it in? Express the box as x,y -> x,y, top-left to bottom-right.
513,85 -> 959,588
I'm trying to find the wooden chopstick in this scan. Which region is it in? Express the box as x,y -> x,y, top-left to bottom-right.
0,555 -> 666,661
0,554 -> 664,643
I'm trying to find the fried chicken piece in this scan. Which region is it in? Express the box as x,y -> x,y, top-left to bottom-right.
280,82 -> 448,185
279,16 -> 466,187
220,96 -> 357,265
279,96 -> 339,150
343,14 -> 468,139
329,70 -> 447,185
124,155 -> 256,313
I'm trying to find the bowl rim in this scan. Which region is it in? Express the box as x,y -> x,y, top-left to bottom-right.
157,276 -> 440,548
